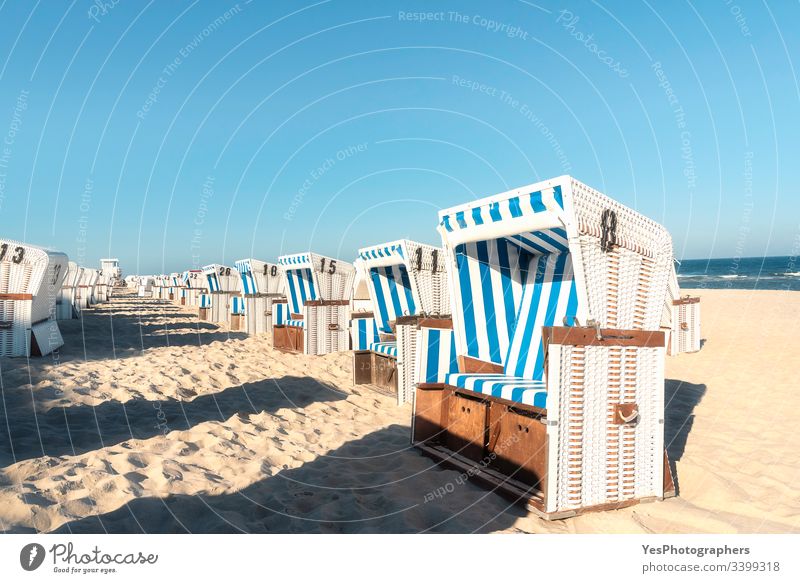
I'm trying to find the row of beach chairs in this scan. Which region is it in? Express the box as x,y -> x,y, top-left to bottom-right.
0,238 -> 116,357
135,175 -> 701,519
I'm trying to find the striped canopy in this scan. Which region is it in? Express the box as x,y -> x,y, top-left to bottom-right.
441,185 -> 565,235
278,252 -> 352,314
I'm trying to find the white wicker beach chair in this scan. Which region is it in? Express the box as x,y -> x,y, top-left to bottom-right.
273,252 -> 356,354
352,240 -> 450,404
233,258 -> 285,335
411,175 -> 674,519
56,261 -> 81,320
137,275 -> 154,298
663,262 -> 701,355
199,264 -> 241,324
0,238 -> 69,357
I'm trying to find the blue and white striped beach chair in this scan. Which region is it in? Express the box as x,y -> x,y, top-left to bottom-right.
199,264 -> 241,325
181,270 -> 204,306
233,258 -> 285,336
0,238 -> 69,357
273,252 -> 355,354
351,239 -> 450,404
412,175 -> 674,518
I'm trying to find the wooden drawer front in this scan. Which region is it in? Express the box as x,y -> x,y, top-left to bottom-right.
445,393 -> 488,462
488,404 -> 547,488
372,353 -> 397,392
413,387 -> 447,443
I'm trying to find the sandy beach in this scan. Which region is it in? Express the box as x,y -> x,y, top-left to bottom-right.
0,289 -> 797,534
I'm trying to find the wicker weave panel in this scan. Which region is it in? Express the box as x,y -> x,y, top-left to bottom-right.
550,342 -> 665,512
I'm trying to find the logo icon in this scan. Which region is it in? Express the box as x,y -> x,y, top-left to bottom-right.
20,543 -> 46,571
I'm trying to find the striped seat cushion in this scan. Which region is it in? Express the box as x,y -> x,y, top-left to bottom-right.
370,341 -> 398,357
286,318 -> 305,328
445,373 -> 547,408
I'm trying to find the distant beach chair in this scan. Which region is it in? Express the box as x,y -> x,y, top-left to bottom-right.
663,262 -> 701,354
199,264 -> 241,324
137,276 -> 154,298
0,238 -> 69,357
352,240 -> 450,404
181,270 -> 204,306
77,268 -> 99,308
233,258 -> 285,335
272,252 -> 355,354
412,176 -> 674,519
167,272 -> 182,303
56,261 -> 81,319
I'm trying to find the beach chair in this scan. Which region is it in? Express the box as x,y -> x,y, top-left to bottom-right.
76,268 -> 97,308
272,252 -> 355,354
199,264 -> 241,324
412,176 -> 674,519
180,270 -> 202,306
95,269 -> 109,303
137,276 -> 153,297
86,269 -> 101,305
0,238 -> 69,357
663,262 -> 701,354
352,240 -> 450,404
167,272 -> 182,303
233,258 -> 285,336
56,261 -> 81,319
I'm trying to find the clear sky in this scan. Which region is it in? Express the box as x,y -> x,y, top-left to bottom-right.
0,0 -> 797,275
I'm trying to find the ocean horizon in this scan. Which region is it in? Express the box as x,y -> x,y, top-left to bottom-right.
677,255 -> 800,291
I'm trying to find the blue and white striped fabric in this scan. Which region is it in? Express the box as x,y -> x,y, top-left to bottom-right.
370,341 -> 398,357
272,303 -> 289,326
286,319 -> 305,328
285,268 -> 317,314
440,186 -> 564,234
417,327 -> 459,384
235,260 -> 257,295
504,252 -> 578,379
351,317 -> 380,350
200,294 -> 212,308
206,272 -> 220,292
444,373 -> 547,408
369,265 -> 416,333
358,244 -> 404,261
231,296 -> 245,315
450,239 -> 578,378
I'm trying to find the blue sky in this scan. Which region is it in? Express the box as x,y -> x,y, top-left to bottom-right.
0,0 -> 797,274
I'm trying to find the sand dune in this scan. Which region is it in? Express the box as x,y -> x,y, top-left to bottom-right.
0,290 -> 797,533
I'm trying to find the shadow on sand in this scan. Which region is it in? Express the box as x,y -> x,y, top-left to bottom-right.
664,378 -> 706,494
0,376 -> 345,467
54,424 -> 527,534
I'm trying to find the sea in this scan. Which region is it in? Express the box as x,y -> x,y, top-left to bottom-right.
677,256 -> 800,291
